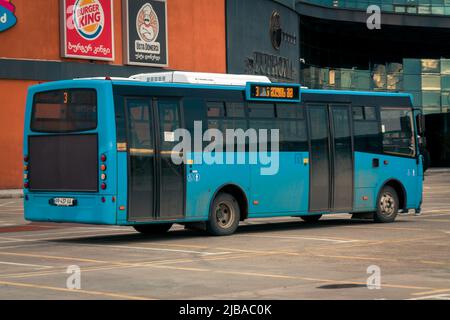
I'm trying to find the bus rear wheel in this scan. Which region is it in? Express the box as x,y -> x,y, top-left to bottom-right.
133,223 -> 173,235
374,186 -> 399,223
301,215 -> 322,223
206,193 -> 240,236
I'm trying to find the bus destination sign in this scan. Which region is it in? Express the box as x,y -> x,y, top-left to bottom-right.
246,83 -> 301,103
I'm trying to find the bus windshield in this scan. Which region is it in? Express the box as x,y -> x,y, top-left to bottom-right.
31,89 -> 97,133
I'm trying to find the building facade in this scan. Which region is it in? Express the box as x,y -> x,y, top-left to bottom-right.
1,0 -> 449,189
0,0 -> 226,189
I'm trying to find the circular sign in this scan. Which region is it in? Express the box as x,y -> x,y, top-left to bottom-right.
270,11 -> 282,50
73,0 -> 105,40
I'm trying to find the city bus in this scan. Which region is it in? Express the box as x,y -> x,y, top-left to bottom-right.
23,72 -> 425,236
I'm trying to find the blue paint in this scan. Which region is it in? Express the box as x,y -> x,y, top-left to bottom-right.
353,152 -> 422,211
0,2 -> 16,33
24,81 -> 119,225
23,79 -> 423,227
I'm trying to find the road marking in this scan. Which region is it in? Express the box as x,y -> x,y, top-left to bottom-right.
312,253 -> 396,262
417,212 -> 450,218
0,280 -> 153,300
341,225 -> 425,232
409,294 -> 450,300
0,252 -> 268,280
412,289 -> 450,296
12,228 -> 136,238
0,236 -> 29,242
0,201 -> 19,207
86,243 -> 231,256
0,231 -> 138,243
0,251 -> 133,266
420,260 -> 448,265
0,261 -> 52,269
419,219 -> 450,223
240,234 -> 359,243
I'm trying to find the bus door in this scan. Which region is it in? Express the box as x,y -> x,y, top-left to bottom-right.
308,104 -> 354,212
126,98 -> 185,222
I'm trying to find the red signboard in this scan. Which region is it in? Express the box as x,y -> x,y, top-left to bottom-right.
61,0 -> 114,61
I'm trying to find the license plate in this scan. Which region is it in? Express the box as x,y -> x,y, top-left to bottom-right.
51,198 -> 77,207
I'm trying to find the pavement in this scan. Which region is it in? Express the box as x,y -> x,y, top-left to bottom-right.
0,170 -> 449,300
0,190 -> 22,199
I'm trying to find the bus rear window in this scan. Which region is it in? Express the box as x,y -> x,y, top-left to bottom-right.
31,89 -> 97,132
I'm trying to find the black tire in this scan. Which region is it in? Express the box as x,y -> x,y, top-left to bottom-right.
374,186 -> 399,223
206,193 -> 240,236
301,215 -> 322,223
133,223 -> 173,235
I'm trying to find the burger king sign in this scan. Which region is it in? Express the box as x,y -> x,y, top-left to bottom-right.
61,0 -> 114,61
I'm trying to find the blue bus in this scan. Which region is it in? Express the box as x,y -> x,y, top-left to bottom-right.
23,72 -> 425,236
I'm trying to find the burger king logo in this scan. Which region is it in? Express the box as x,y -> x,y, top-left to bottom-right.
73,0 -> 104,40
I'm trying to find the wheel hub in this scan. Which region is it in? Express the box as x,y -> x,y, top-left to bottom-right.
380,193 -> 395,216
216,202 -> 234,228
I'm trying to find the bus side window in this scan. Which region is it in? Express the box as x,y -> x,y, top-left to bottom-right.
275,103 -> 307,152
206,101 -> 247,151
353,105 -> 382,154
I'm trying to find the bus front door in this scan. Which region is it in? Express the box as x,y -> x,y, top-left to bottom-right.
308,104 -> 354,213
126,98 -> 185,222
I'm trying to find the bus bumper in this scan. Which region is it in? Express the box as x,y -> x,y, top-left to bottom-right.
24,193 -> 117,225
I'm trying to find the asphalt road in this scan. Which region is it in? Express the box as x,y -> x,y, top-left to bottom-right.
0,170 -> 449,300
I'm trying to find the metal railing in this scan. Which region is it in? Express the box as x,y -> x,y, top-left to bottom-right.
298,0 -> 450,16
300,58 -> 450,114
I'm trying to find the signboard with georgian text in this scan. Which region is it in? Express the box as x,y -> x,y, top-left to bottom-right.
123,0 -> 168,67
61,0 -> 115,61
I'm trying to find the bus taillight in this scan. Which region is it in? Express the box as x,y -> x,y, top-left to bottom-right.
24,155 -> 29,189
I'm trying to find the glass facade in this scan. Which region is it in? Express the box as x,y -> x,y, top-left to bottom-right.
299,0 -> 450,15
300,59 -> 450,114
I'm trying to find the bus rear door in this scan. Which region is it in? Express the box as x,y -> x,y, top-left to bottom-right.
124,97 -> 185,222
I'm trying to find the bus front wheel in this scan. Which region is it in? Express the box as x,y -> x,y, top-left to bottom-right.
374,186 -> 399,223
207,193 -> 240,236
133,223 -> 173,235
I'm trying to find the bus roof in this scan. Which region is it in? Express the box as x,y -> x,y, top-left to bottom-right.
29,77 -> 414,101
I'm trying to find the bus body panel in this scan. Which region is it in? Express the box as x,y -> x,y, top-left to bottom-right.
185,152 -> 251,219
354,152 -> 421,211
248,151 -> 310,215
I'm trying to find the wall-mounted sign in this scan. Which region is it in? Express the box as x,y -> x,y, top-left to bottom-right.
123,0 -> 168,67
226,0 -> 299,83
61,0 -> 115,61
0,0 -> 17,32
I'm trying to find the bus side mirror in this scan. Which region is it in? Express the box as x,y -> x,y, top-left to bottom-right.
416,114 -> 425,136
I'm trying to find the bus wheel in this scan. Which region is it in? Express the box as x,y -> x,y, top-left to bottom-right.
133,223 -> 173,235
301,215 -> 322,223
374,186 -> 399,223
207,193 -> 240,236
